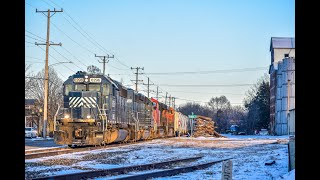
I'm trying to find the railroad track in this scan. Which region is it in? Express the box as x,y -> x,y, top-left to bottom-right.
25,139 -> 162,159
25,147 -> 69,154
25,148 -> 74,159
31,156 -> 232,180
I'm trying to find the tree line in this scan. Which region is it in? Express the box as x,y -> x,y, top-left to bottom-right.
177,74 -> 270,135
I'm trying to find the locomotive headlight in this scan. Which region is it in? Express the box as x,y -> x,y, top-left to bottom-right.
64,114 -> 70,119
87,115 -> 91,119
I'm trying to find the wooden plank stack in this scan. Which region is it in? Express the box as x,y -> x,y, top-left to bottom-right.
193,115 -> 224,137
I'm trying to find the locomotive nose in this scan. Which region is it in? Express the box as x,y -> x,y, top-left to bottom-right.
67,91 -> 98,119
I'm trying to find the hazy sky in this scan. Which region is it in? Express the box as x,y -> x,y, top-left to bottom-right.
25,0 -> 295,107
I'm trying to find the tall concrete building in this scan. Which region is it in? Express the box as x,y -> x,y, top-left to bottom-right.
269,37 -> 295,135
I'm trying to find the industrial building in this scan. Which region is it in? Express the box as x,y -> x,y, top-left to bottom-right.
269,37 -> 295,136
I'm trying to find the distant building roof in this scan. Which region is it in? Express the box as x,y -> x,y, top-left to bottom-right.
270,37 -> 295,51
25,99 -> 36,105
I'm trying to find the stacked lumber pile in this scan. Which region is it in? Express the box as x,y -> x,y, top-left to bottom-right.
193,115 -> 225,138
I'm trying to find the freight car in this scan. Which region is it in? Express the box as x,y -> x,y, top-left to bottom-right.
54,71 -> 189,147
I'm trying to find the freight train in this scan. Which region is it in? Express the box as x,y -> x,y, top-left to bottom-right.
54,71 -> 190,147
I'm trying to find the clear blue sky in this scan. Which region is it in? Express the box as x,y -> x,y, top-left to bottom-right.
25,0 -> 295,107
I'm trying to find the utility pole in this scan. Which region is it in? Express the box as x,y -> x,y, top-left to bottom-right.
156,86 -> 159,99
155,86 -> 162,100
35,8 -> 63,139
169,95 -> 172,107
164,92 -> 168,105
131,67 -> 144,92
95,54 -> 114,76
143,77 -> 154,98
172,97 -> 175,109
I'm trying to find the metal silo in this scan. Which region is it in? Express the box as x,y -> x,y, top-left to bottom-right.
275,61 -> 283,135
288,58 -> 295,110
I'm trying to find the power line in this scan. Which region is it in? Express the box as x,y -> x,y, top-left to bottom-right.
46,0 -> 126,70
25,1 -> 36,9
40,0 -> 55,8
25,61 -> 44,63
47,0 -> 112,55
60,46 -> 91,69
175,97 -> 243,105
26,30 -> 55,43
25,34 -> 46,43
114,57 -> 131,69
50,0 -> 130,69
25,41 -> 35,44
51,46 -> 86,71
159,84 -> 254,87
51,22 -> 96,55
37,46 -> 75,73
108,66 -> 267,76
168,90 -> 244,95
46,0 -> 134,73
26,30 -> 46,41
144,67 -> 267,75
29,0 -> 98,69
108,65 -> 129,71
26,56 -> 45,61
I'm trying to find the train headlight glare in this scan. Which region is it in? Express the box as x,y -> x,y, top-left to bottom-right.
64,114 -> 69,118
87,115 -> 91,119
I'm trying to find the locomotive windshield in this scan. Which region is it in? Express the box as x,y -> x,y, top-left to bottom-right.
64,84 -> 72,96
89,84 -> 100,91
75,84 -> 86,91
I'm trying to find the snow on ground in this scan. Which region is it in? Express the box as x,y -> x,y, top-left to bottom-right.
25,135 -> 292,180
276,169 -> 295,180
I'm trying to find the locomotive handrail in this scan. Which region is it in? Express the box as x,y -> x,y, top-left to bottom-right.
131,112 -> 140,140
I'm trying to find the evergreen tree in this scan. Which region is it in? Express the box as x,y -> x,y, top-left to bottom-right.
244,74 -> 270,134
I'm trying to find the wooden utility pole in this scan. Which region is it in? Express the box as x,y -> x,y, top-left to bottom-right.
156,86 -> 159,99
143,77 -> 154,98
172,97 -> 175,109
95,54 -> 114,76
164,92 -> 168,105
131,67 -> 144,92
156,86 -> 162,100
35,8 -> 63,139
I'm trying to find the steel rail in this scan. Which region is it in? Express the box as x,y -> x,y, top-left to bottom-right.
113,158 -> 233,180
31,156 -> 204,180
26,137 -> 175,159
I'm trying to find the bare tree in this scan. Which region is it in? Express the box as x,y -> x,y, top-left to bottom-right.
177,102 -> 212,118
25,64 -> 34,98
87,65 -> 101,74
207,96 -> 231,132
27,67 -> 64,136
208,95 -> 231,113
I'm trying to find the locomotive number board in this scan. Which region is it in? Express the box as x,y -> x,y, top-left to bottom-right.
73,78 -> 84,83
89,78 -> 102,83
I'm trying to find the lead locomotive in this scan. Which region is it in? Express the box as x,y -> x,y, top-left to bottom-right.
54,71 -> 189,147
